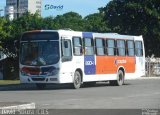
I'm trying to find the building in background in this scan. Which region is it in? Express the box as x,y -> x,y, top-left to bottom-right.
5,0 -> 42,20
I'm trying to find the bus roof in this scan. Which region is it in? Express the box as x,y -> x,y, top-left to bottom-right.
22,30 -> 143,41
93,33 -> 142,40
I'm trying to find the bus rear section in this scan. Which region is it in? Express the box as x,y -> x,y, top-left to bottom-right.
87,33 -> 145,86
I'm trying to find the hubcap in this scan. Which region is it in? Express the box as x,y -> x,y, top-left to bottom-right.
75,73 -> 80,85
118,72 -> 123,85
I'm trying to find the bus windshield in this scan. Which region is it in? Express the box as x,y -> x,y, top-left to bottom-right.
20,41 -> 59,66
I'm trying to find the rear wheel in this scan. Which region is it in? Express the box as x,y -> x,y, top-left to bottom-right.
110,70 -> 124,86
36,83 -> 46,89
73,71 -> 82,89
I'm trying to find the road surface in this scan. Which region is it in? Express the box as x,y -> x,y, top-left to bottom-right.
0,79 -> 160,109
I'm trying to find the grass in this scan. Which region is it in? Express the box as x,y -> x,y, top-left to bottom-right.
0,80 -> 20,85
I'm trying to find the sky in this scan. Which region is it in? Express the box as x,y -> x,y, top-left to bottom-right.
0,0 -> 110,17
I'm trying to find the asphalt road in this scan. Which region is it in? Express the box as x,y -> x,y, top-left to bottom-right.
0,79 -> 160,109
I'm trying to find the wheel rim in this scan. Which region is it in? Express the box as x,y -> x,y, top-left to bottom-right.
118,72 -> 123,85
119,73 -> 122,81
74,72 -> 81,89
75,73 -> 81,86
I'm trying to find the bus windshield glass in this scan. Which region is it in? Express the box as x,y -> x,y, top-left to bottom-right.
20,41 -> 59,66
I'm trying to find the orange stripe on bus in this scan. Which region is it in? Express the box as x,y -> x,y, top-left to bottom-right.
96,56 -> 135,74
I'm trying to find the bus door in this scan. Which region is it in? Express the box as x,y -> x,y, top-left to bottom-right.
61,36 -> 73,72
135,40 -> 145,76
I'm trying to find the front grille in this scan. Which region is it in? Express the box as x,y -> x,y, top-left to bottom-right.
32,78 -> 45,81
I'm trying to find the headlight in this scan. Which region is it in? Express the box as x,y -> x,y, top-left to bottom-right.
20,67 -> 32,76
21,70 -> 29,76
47,68 -> 59,76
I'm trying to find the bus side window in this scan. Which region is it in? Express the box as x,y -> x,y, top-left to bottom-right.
117,40 -> 126,56
127,40 -> 135,56
135,41 -> 143,57
64,41 -> 68,48
95,38 -> 105,56
84,38 -> 94,55
72,37 -> 83,56
61,39 -> 72,62
106,39 -> 116,56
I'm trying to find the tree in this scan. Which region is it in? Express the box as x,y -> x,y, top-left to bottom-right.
102,0 -> 160,56
1,12 -> 44,57
84,13 -> 110,32
0,17 -> 15,57
11,12 -> 44,36
53,12 -> 84,31
0,17 -> 7,50
42,16 -> 55,29
0,17 -> 9,41
0,12 -> 46,80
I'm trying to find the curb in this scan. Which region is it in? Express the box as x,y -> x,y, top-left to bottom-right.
0,103 -> 35,110
138,77 -> 160,79
0,84 -> 36,90
125,77 -> 160,81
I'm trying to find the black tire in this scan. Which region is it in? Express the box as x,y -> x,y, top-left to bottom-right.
73,71 -> 82,89
36,83 -> 46,89
109,70 -> 124,86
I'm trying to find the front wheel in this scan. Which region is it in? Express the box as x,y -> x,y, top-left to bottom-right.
73,71 -> 82,89
110,70 -> 124,86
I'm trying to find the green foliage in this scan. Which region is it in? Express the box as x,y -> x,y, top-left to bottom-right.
42,16 -> 55,29
102,0 -> 160,56
84,13 -> 110,32
53,12 -> 85,31
1,12 -> 46,57
0,18 -> 10,40
0,17 -> 15,57
11,12 -> 44,37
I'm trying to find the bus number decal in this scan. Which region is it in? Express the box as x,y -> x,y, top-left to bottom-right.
85,61 -> 94,66
84,56 -> 96,75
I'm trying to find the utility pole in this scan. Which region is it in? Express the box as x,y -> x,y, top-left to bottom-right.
17,0 -> 20,18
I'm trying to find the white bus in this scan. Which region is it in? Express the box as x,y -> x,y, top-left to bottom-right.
19,30 -> 145,89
